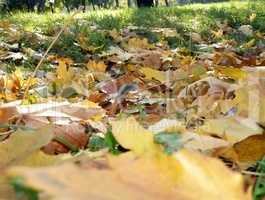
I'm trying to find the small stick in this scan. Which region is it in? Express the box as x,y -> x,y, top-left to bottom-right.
241,170 -> 265,177
23,10 -> 80,101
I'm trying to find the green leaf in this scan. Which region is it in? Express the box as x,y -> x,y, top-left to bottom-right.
253,157 -> 265,200
105,129 -> 121,155
191,65 -> 207,77
88,135 -> 107,152
10,176 -> 39,200
154,132 -> 183,155
61,87 -> 78,98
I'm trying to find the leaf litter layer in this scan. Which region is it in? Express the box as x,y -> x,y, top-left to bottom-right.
0,10 -> 265,200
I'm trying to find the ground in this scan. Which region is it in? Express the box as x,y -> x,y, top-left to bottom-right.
0,1 -> 265,200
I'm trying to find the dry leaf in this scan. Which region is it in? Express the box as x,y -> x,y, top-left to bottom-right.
220,134 -> 265,168
0,126 -> 53,168
8,140 -> 250,200
87,60 -> 107,73
190,32 -> 203,43
56,59 -> 74,85
199,117 -> 263,144
128,38 -> 152,49
140,67 -> 166,82
42,123 -> 89,155
214,66 -> 247,80
0,106 -> 18,123
112,117 -> 156,155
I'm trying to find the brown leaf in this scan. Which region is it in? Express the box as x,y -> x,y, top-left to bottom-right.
99,73 -> 136,95
0,106 -> 18,124
219,134 -> 265,168
142,52 -> 162,69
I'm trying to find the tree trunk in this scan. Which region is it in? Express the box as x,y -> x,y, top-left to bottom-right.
37,0 -> 46,12
81,0 -> 86,12
137,0 -> 154,7
115,0 -> 119,7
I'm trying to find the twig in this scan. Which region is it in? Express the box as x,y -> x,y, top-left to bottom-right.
23,10 -> 80,101
54,135 -> 79,152
242,170 -> 265,177
0,124 -> 35,131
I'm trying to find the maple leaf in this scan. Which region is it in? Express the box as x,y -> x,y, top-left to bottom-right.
87,60 -> 107,73
56,58 -> 74,85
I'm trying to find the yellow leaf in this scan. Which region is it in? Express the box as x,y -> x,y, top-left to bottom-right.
21,151 -> 61,167
214,66 -> 247,80
80,99 -> 99,108
128,38 -> 152,49
0,126 -> 53,168
140,67 -> 166,82
112,117 -> 156,155
86,60 -> 107,73
211,29 -> 223,39
233,82 -> 265,126
8,149 -> 250,200
8,118 -> 250,200
0,20 -> 11,29
242,39 -> 256,49
56,60 -> 74,84
199,117 -> 263,144
109,29 -> 122,42
249,13 -> 257,22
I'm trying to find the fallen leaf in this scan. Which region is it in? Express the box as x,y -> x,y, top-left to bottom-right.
199,117 -> 263,144
214,66 -> 247,80
140,67 -> 166,82
7,116 -> 251,200
87,60 -> 107,73
42,123 -> 89,155
220,134 -> 265,168
112,117 -> 156,155
190,32 -> 203,43
56,59 -> 74,85
128,37 -> 152,49
0,106 -> 18,123
8,149 -> 250,200
238,25 -> 253,36
0,126 -> 53,168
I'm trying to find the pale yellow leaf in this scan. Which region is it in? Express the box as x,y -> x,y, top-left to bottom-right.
199,117 -> 263,144
140,67 -> 166,82
87,60 -> 107,73
128,38 -> 152,49
56,60 -> 74,84
112,117 -> 156,155
214,66 -> 247,80
8,149 -> 250,200
0,126 -> 53,168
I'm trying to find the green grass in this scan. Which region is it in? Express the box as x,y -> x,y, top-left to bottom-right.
1,1 -> 265,63
253,157 -> 265,200
2,1 -> 264,34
